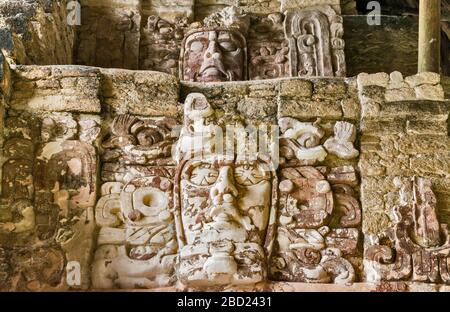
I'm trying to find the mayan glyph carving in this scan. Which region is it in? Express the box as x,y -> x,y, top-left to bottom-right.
284,5 -> 346,77
92,172 -> 178,289
270,165 -> 360,284
34,138 -> 97,289
324,121 -> 359,160
94,112 -> 181,289
179,7 -> 249,82
102,114 -> 179,166
365,177 -> 450,284
174,93 -> 277,287
0,112 -> 98,290
248,13 -> 289,80
279,117 -> 327,165
140,15 -> 188,75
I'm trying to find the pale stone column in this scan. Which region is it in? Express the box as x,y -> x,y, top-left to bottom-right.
418,0 -> 441,73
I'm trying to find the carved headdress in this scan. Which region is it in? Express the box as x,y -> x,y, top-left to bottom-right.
200,6 -> 250,35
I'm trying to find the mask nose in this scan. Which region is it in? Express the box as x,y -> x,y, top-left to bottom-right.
204,40 -> 221,62
209,166 -> 238,205
200,34 -> 224,75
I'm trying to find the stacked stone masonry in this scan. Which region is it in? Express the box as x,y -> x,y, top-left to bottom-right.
0,63 -> 449,291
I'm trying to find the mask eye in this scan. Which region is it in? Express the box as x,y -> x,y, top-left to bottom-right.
190,41 -> 204,53
234,162 -> 266,186
219,41 -> 237,52
188,163 -> 219,186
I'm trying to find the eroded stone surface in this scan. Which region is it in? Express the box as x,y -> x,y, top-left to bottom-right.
1,1 -> 450,292
174,93 -> 277,287
284,5 -> 346,78
365,177 -> 450,285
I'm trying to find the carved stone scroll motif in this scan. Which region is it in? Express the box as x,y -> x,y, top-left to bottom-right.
92,171 -> 178,289
248,14 -> 289,80
279,117 -> 327,166
364,177 -> 450,284
270,165 -> 360,284
284,6 -> 346,77
102,114 -> 179,166
95,113 -> 180,289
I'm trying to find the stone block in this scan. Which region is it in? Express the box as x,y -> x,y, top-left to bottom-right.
101,68 -> 179,117
279,79 -> 313,98
405,72 -> 441,87
278,98 -> 343,120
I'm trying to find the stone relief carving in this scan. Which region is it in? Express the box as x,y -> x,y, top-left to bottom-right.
102,114 -> 179,166
2,0 -> 450,293
279,117 -> 327,165
174,93 -> 277,287
179,7 -> 249,82
284,5 -> 346,77
34,138 -> 97,289
0,113 -> 99,290
365,177 -> 450,284
248,13 -> 289,80
140,15 -> 188,75
94,112 -> 181,289
137,5 -> 348,81
270,165 -> 360,284
92,171 -> 178,289
324,121 -> 359,160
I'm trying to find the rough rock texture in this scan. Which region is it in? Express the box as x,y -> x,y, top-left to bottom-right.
76,0 -> 141,69
8,66 -> 180,116
181,76 -> 360,125
10,65 -> 102,113
344,16 -> 418,77
357,73 -> 450,238
100,68 -> 179,117
0,0 -> 75,65
443,76 -> 450,100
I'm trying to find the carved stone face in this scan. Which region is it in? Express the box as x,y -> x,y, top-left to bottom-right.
180,158 -> 271,244
177,157 -> 273,286
181,29 -> 246,82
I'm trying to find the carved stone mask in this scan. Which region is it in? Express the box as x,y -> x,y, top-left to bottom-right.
174,93 -> 276,286
180,29 -> 247,82
180,158 -> 272,245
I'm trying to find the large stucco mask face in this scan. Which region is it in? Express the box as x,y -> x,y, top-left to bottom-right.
180,29 -> 247,82
177,157 -> 273,286
180,159 -> 272,245
174,93 -> 275,287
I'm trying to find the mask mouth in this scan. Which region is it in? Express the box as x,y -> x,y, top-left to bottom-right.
208,203 -> 238,219
199,66 -> 228,81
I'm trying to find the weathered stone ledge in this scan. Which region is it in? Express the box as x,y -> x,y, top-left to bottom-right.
9,65 -> 180,116
129,282 -> 450,292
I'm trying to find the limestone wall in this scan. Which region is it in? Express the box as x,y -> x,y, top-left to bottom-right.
357,72 -> 450,234
0,0 -> 75,65
1,63 -> 449,291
